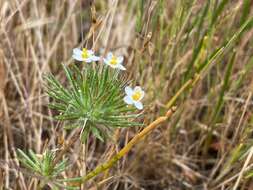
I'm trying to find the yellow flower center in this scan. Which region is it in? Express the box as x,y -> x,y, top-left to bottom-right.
82,48 -> 89,59
110,56 -> 118,65
132,91 -> 142,101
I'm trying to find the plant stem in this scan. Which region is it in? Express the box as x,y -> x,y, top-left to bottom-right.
54,119 -> 87,166
166,17 -> 253,109
81,106 -> 177,183
53,128 -> 81,166
166,73 -> 200,108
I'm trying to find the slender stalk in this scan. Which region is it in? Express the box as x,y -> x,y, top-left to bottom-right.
81,106 -> 177,183
166,17 -> 253,110
166,74 -> 200,108
53,128 -> 81,166
53,119 -> 88,166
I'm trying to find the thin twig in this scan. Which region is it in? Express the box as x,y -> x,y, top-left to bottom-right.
81,106 -> 177,183
53,128 -> 81,166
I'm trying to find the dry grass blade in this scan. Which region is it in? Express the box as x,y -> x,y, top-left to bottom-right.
1,0 -> 253,189
82,107 -> 177,183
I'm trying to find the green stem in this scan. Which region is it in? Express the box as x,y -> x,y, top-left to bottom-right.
81,107 -> 176,183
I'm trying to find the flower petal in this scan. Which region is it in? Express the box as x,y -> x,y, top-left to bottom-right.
87,50 -> 94,55
117,56 -> 124,64
107,52 -> 113,59
103,60 -> 117,68
134,101 -> 143,110
134,86 -> 142,92
103,58 -> 109,65
108,63 -> 118,68
133,86 -> 144,100
72,54 -> 84,61
124,96 -> 133,105
139,90 -> 145,100
84,58 -> 93,63
125,86 -> 133,96
117,64 -> 126,70
91,56 -> 100,62
73,48 -> 82,55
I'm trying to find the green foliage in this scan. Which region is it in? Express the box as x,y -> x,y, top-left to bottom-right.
45,64 -> 141,143
17,149 -> 67,178
17,149 -> 78,189
211,0 -> 229,27
240,0 -> 251,25
136,0 -> 145,33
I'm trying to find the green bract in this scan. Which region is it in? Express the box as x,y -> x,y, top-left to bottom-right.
17,149 -> 78,189
17,149 -> 66,178
45,64 -> 141,143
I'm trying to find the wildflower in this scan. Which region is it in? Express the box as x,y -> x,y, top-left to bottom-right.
46,65 -> 141,143
124,86 -> 144,110
103,52 -> 126,70
72,48 -> 100,63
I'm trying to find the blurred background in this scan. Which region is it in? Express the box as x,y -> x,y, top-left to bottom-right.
1,0 -> 253,189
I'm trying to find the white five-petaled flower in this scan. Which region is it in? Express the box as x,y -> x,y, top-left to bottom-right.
124,86 -> 145,110
72,48 -> 100,63
103,52 -> 126,70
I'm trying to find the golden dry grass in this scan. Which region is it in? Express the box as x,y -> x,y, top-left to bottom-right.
1,0 -> 253,189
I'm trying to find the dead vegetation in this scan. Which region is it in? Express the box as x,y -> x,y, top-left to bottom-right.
1,0 -> 253,189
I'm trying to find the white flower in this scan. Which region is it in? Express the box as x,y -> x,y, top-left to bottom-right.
72,48 -> 100,63
103,52 -> 126,70
124,86 -> 145,110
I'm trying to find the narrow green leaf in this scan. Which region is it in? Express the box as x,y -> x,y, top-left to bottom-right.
91,127 -> 104,142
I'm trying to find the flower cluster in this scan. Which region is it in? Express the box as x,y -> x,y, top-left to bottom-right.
72,47 -> 144,110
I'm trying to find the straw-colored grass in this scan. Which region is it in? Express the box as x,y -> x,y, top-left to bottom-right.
1,0 -> 253,189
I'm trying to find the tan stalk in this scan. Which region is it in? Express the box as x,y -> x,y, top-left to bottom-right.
80,106 -> 177,183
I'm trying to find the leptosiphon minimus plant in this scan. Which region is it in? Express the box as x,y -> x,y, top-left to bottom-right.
45,64 -> 142,143
17,47 -> 145,188
17,149 -> 76,189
